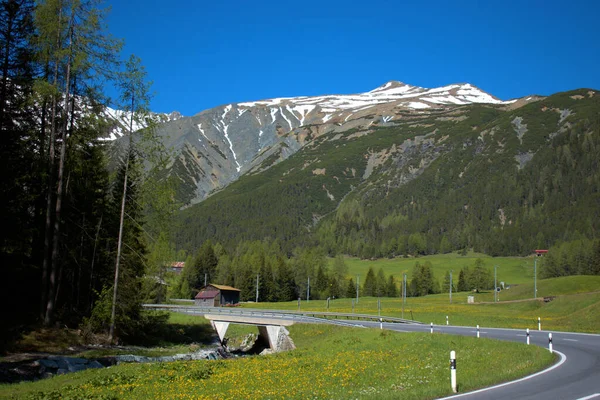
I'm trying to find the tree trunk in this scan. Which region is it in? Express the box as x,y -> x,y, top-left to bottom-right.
45,8 -> 75,325
109,148 -> 129,341
109,93 -> 135,341
41,2 -> 63,321
0,2 -> 15,132
89,214 -> 102,312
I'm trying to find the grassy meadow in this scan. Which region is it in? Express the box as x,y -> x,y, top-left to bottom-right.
1,320 -> 555,400
247,277 -> 600,333
337,252 -> 533,286
475,275 -> 600,302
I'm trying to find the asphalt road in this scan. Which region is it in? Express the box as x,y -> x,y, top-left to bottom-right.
357,321 -> 600,400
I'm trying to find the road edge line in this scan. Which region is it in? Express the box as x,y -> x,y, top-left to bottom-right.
437,350 -> 567,399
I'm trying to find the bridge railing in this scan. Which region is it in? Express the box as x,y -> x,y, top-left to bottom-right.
142,304 -> 422,325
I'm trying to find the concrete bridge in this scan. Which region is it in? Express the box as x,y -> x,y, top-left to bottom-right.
204,314 -> 296,352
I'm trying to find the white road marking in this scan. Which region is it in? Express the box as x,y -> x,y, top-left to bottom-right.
576,394 -> 600,400
438,350 -> 567,399
563,338 -> 578,342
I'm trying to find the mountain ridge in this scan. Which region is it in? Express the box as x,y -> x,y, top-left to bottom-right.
173,87 -> 600,256
141,81 -> 536,205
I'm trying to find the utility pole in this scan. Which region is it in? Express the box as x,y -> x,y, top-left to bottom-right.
256,274 -> 259,303
494,265 -> 498,303
356,275 -> 359,304
534,256 -> 537,299
307,276 -> 310,302
449,270 -> 453,304
402,273 -> 407,319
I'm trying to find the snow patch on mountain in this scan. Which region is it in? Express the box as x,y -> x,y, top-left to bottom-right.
280,107 -> 293,130
197,123 -> 210,141
407,102 -> 430,109
219,105 -> 241,172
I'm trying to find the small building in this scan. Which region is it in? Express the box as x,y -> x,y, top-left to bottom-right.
168,261 -> 185,274
195,284 -> 240,307
534,250 -> 548,257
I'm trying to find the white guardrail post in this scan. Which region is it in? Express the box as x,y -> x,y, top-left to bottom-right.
549,333 -> 553,353
538,317 -> 541,331
430,322 -> 433,334
526,328 -> 530,345
476,325 -> 480,338
450,350 -> 457,393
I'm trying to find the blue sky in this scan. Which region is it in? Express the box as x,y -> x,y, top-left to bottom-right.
105,0 -> 600,116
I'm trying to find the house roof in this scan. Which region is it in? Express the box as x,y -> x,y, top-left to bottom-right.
195,290 -> 219,299
209,284 -> 241,292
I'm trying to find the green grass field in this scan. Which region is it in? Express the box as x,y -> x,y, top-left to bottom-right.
337,252 -> 533,285
0,321 -> 555,400
246,275 -> 600,333
475,275 -> 600,302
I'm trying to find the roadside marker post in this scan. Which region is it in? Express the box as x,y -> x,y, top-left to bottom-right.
380,318 -> 383,330
526,328 -> 530,345
549,333 -> 553,353
450,350 -> 457,393
431,322 -> 434,334
538,317 -> 541,331
446,315 -> 449,326
477,325 -> 480,338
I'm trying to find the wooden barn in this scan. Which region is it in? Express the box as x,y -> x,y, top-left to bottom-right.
194,284 -> 240,307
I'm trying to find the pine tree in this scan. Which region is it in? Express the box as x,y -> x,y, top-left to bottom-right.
35,0 -> 122,326
457,267 -> 469,292
591,240 -> 600,275
410,261 -> 435,296
471,259 -> 492,292
363,267 -> 377,297
315,264 -> 329,300
442,271 -> 455,292
386,275 -> 398,297
0,0 -> 38,339
376,268 -> 386,297
274,256 -> 296,301
109,53 -> 151,341
345,278 -> 356,298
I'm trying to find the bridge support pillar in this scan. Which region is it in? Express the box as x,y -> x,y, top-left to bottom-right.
258,325 -> 280,349
258,325 -> 295,351
211,321 -> 230,343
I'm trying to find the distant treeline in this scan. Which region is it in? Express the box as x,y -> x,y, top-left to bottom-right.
169,240 -> 502,302
541,239 -> 600,278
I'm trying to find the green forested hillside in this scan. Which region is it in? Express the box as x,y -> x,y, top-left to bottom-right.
175,89 -> 600,258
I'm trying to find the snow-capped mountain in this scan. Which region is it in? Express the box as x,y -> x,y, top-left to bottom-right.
102,107 -> 183,140
238,81 -> 512,114
135,81 -> 522,205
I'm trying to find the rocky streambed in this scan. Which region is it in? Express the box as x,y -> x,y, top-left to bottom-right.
1,332 -> 282,384
0,348 -> 225,384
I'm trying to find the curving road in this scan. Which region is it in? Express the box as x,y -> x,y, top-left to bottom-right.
349,321 -> 600,400
158,305 -> 600,399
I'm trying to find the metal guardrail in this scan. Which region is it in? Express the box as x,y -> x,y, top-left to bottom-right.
142,304 -> 422,326
143,304 -> 363,327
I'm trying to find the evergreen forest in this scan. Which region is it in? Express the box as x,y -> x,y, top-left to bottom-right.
0,0 -> 178,348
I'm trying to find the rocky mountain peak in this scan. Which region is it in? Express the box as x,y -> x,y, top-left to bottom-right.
132,81 -> 521,205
